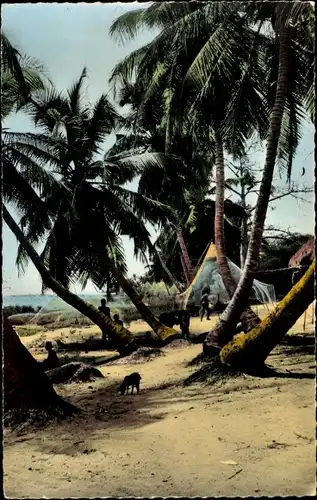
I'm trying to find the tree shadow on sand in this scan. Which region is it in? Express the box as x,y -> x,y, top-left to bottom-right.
184,339 -> 315,386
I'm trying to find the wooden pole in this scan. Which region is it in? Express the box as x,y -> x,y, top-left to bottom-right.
303,309 -> 307,332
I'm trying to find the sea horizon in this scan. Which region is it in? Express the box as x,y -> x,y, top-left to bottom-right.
2,293 -> 108,310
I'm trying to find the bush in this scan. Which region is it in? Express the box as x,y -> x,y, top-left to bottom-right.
16,326 -> 42,337
4,305 -> 41,317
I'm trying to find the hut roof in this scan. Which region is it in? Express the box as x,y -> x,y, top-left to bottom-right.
288,237 -> 315,267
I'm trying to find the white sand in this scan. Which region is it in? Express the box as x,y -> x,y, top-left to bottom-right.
4,305 -> 315,497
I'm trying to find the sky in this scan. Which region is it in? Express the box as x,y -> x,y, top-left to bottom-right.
2,3 -> 315,296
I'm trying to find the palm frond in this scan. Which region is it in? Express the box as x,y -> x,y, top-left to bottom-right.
109,8 -> 148,44
85,94 -> 119,157
67,66 -> 88,115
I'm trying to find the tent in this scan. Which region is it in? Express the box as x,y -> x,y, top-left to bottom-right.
178,243 -> 276,309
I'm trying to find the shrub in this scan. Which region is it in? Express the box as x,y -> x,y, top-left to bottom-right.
4,305 -> 41,317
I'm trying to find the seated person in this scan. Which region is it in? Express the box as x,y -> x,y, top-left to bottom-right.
42,341 -> 60,371
113,313 -> 124,327
98,298 -> 111,318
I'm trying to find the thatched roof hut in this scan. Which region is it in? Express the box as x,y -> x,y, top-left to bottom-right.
288,237 -> 315,267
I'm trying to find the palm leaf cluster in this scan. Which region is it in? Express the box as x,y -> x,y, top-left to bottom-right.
2,55 -> 175,293
110,1 -> 314,175
2,0 -> 314,301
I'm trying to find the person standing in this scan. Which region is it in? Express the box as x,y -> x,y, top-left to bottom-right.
200,290 -> 211,321
98,298 -> 112,343
98,298 -> 111,318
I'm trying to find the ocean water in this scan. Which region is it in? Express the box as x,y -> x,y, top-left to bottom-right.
3,294 -> 102,310
2,293 -> 131,313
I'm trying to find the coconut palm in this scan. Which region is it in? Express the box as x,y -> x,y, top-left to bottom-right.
2,38 -> 142,352
1,35 -> 175,349
10,68 -> 179,341
110,2 -> 314,347
1,30 -> 50,115
204,1 -> 315,350
2,126 -> 139,352
110,2 -> 269,330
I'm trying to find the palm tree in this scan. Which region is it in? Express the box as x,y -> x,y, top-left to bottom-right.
220,260 -> 315,370
110,2 -> 268,329
1,36 -> 151,352
1,30 -> 50,111
204,2 -> 315,350
110,2 -> 314,347
12,68 -> 179,341
2,205 -> 137,354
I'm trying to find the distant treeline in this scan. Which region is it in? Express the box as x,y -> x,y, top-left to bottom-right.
3,305 -> 41,317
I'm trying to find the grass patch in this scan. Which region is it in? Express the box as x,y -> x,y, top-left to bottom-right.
16,326 -> 42,337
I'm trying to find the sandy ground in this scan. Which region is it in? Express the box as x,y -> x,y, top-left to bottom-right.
4,304 -> 316,498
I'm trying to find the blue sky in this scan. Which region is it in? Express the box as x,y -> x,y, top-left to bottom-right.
2,3 -> 315,295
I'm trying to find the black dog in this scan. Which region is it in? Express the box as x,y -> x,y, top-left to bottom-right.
119,372 -> 142,395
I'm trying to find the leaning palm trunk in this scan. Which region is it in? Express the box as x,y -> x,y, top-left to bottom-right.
156,249 -> 181,292
214,136 -> 260,333
4,315 -> 79,427
204,27 -> 290,351
220,261 -> 315,370
176,227 -> 193,283
103,254 -> 179,343
3,205 -> 136,355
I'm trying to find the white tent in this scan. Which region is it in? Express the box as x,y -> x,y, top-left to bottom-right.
178,243 -> 276,309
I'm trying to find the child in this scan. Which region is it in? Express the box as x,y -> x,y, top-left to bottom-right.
42,341 -> 60,371
98,298 -> 111,318
113,313 -> 124,327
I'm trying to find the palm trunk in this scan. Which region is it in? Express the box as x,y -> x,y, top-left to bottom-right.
214,136 -> 238,298
156,249 -> 181,292
103,254 -> 178,343
176,227 -> 193,283
3,205 -> 136,354
205,27 -> 290,348
213,135 -> 260,333
220,261 -> 315,370
4,315 -> 79,427
240,216 -> 248,269
180,252 -> 190,284
239,181 -> 248,269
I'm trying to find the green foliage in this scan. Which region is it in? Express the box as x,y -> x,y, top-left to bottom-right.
1,31 -> 51,118
3,63 -> 175,295
256,232 -> 313,299
15,326 -> 42,337
3,305 -> 41,317
259,233 -> 313,271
